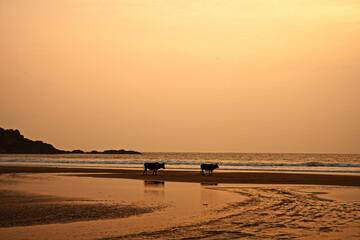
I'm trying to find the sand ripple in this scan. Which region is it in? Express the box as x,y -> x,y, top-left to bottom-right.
107,186 -> 360,239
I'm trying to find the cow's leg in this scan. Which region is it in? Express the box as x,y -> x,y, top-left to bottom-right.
201,169 -> 204,175
143,168 -> 147,175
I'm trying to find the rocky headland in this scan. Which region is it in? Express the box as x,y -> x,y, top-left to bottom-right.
0,127 -> 141,154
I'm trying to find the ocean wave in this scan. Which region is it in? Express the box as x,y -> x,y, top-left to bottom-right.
1,158 -> 360,168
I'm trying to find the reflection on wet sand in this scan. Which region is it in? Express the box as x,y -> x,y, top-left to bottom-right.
144,180 -> 165,198
0,173 -> 244,240
0,173 -> 359,240
201,182 -> 218,186
119,186 -> 360,240
144,180 -> 165,186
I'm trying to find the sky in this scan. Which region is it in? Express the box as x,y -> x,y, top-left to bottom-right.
0,0 -> 359,153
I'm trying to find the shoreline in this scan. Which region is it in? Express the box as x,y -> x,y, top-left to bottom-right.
1,166 -> 360,239
1,166 -> 360,187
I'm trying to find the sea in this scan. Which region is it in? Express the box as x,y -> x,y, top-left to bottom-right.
0,152 -> 359,174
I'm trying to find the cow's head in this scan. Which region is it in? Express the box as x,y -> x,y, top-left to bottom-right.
161,163 -> 165,169
215,163 -> 219,169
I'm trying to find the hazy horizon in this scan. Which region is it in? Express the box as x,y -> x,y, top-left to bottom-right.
1,0 -> 359,153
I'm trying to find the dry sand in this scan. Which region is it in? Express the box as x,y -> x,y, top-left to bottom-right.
0,166 -> 359,239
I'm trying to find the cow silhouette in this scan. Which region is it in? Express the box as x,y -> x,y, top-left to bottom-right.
143,162 -> 165,175
201,163 -> 219,176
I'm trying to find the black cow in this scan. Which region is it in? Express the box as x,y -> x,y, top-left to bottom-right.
143,162 -> 165,175
201,163 -> 219,176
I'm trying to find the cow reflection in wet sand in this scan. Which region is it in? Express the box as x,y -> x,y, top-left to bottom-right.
144,180 -> 165,186
144,180 -> 165,197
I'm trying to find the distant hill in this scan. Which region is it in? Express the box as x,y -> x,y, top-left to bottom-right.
0,127 -> 141,154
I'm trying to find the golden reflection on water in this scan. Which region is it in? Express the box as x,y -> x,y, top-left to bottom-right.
144,180 -> 165,198
0,173 -> 359,239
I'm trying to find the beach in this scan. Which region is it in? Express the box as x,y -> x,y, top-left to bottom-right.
1,166 -> 360,186
2,0 -> 360,238
0,166 -> 359,239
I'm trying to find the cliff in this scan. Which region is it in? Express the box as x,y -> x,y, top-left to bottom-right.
0,127 -> 141,154
0,127 -> 64,154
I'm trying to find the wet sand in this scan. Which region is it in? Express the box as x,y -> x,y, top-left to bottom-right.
0,166 -> 360,239
0,190 -> 165,228
1,166 -> 360,186
121,186 -> 360,240
0,172 -> 245,239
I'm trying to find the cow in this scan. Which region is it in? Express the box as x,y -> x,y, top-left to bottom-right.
143,162 -> 165,175
201,163 -> 219,176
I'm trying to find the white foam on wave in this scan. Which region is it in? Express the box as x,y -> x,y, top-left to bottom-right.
1,158 -> 360,173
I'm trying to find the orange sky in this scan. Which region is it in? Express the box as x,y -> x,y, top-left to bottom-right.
1,0 -> 359,153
